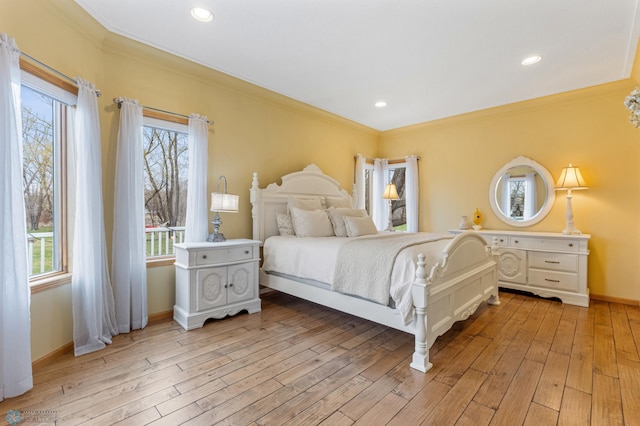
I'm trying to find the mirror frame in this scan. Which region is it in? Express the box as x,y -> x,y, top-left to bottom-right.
489,156 -> 556,227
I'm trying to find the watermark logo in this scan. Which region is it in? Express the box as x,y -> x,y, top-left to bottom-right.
5,410 -> 22,425
4,409 -> 58,424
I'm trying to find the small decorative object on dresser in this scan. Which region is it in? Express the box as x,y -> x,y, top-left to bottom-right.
173,239 -> 261,330
472,208 -> 483,230
458,215 -> 471,230
450,229 -> 590,307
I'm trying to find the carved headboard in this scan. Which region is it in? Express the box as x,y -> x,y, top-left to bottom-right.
250,164 -> 352,243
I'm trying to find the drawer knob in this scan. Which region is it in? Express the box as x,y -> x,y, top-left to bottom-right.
202,255 -> 207,259
500,239 -> 504,243
569,243 -> 574,247
545,278 -> 560,283
514,240 -> 519,244
245,250 -> 249,254
545,260 -> 560,264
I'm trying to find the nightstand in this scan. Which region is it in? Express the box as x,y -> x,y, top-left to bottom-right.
173,239 -> 261,330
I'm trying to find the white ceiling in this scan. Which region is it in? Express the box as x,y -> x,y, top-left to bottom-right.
75,0 -> 640,131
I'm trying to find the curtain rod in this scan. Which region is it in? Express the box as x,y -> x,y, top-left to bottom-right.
113,97 -> 214,125
20,52 -> 101,97
355,155 -> 421,165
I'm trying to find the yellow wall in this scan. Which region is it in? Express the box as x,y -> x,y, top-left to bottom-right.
2,0 -> 639,363
380,81 -> 640,302
1,0 -> 378,361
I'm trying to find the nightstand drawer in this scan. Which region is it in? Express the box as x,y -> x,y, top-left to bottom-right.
512,237 -> 580,252
528,252 -> 578,273
529,269 -> 579,292
195,245 -> 254,265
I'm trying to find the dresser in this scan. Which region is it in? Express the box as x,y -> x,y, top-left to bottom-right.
450,230 -> 590,307
173,239 -> 261,330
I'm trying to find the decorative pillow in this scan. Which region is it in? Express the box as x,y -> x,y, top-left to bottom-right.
326,207 -> 366,237
275,212 -> 295,236
290,207 -> 335,237
325,196 -> 352,209
344,215 -> 378,237
287,197 -> 323,213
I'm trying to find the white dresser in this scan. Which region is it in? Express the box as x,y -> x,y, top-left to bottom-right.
450,230 -> 590,307
173,239 -> 261,330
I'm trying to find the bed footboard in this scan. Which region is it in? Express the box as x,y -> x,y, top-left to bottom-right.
409,233 -> 499,372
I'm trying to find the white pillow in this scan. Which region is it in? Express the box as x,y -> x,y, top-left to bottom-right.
287,197 -> 323,213
290,207 -> 335,237
325,196 -> 352,209
344,215 -> 378,237
326,207 -> 366,237
276,212 -> 295,236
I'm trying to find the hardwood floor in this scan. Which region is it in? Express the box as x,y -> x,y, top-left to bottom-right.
2,289 -> 640,425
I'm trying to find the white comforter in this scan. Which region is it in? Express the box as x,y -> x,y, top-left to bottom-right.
261,232 -> 453,324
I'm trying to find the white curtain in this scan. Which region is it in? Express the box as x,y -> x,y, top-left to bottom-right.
372,158 -> 388,230
184,114 -> 209,242
0,33 -> 33,401
72,78 -> 118,356
112,98 -> 147,333
523,172 -> 537,220
353,154 -> 365,209
501,173 -> 511,217
405,155 -> 419,232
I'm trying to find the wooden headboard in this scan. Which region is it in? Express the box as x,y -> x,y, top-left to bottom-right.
250,164 -> 352,243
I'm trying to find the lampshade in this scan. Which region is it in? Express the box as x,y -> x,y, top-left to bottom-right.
210,192 -> 239,212
555,164 -> 588,191
382,183 -> 400,200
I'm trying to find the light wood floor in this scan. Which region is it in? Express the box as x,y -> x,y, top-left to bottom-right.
2,289 -> 640,425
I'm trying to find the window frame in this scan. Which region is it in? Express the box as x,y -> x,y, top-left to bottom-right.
142,116 -> 189,265
20,69 -> 76,288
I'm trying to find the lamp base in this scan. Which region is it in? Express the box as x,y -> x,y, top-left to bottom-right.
207,232 -> 227,242
208,213 -> 226,242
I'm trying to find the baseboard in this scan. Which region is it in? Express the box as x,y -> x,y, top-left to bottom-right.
31,311 -> 174,371
32,341 -> 74,372
148,310 -> 174,323
590,293 -> 640,306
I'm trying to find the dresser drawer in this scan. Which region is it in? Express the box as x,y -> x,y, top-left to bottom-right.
195,245 -> 254,265
512,236 -> 580,252
528,252 -> 578,273
529,269 -> 579,292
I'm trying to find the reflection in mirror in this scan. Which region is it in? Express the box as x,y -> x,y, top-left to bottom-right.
496,166 -> 547,221
489,156 -> 555,227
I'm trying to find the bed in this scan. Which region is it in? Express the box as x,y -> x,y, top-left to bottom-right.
250,164 -> 499,372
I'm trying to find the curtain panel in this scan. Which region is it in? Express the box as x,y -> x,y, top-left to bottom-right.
353,154 -> 366,210
372,158 -> 388,230
184,114 -> 209,243
112,98 -> 147,333
72,78 -> 118,356
405,155 -> 419,232
0,32 -> 33,401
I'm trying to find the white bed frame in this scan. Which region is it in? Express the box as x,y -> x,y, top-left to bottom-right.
250,164 -> 499,372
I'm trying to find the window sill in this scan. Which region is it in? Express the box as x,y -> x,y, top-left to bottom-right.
146,256 -> 176,268
30,272 -> 72,294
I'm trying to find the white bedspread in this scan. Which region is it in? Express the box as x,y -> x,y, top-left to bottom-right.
262,232 -> 453,324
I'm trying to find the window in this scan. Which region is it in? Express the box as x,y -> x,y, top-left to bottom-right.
386,165 -> 407,231
21,75 -> 74,279
363,161 -> 408,231
142,118 -> 188,258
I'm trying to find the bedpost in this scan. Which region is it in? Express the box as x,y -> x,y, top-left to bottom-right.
410,253 -> 432,372
487,237 -> 501,306
250,172 -> 260,241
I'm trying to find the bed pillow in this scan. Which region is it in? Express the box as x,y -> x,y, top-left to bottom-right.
325,196 -> 352,209
287,196 -> 323,213
290,207 -> 335,237
326,207 -> 366,237
275,212 -> 295,236
344,215 -> 378,237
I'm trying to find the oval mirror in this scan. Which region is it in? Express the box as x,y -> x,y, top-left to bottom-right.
489,156 -> 556,227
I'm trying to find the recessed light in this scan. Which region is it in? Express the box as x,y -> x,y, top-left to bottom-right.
375,101 -> 387,108
191,7 -> 214,22
521,55 -> 542,66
